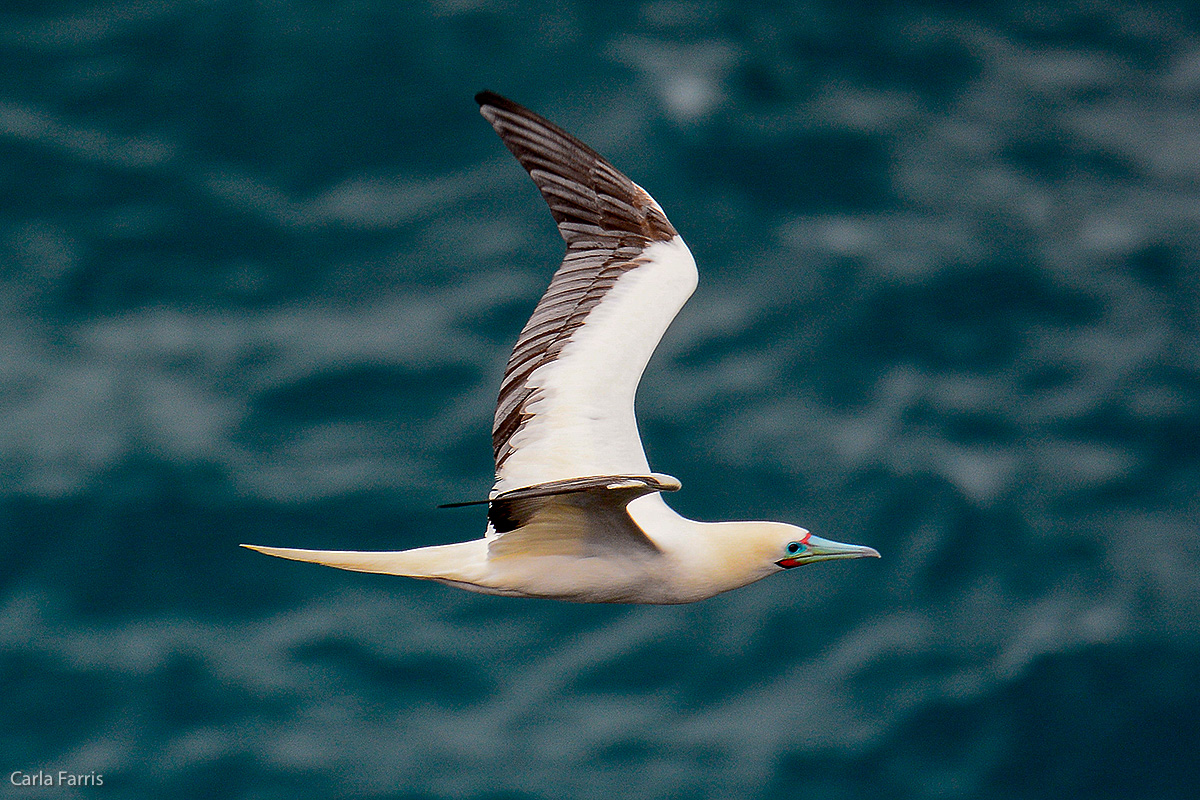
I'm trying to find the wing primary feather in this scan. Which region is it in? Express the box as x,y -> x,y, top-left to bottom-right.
440,473 -> 680,511
475,91 -> 677,245
493,473 -> 681,503
437,498 -> 491,509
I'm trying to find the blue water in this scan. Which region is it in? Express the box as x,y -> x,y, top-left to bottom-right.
3,1 -> 1199,797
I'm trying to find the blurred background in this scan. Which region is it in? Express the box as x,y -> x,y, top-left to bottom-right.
3,1 -> 1199,798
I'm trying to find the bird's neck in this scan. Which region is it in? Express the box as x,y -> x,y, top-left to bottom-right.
627,495 -> 783,602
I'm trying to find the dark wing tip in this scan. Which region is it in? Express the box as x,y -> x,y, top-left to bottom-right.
474,90 -> 604,160
475,90 -> 512,110
472,91 -> 677,250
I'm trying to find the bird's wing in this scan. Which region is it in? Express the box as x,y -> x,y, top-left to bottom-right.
486,473 -> 680,558
477,92 -> 698,493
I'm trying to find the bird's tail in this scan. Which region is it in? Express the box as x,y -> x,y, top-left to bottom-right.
240,540 -> 483,579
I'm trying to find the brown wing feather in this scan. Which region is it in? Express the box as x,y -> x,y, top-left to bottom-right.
476,92 -> 678,472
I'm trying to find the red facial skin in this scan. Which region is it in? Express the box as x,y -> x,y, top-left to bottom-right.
774,531 -> 812,569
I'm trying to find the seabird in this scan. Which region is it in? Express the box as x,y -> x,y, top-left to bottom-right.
243,92 -> 879,603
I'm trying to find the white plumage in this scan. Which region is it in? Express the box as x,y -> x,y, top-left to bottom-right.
243,92 -> 878,603
493,236 -> 696,493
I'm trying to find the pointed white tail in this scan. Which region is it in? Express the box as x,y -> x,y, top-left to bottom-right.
240,541 -> 483,579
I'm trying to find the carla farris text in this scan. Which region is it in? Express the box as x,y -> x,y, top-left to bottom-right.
11,770 -> 103,787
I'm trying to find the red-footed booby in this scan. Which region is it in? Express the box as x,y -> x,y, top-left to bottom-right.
243,92 -> 879,603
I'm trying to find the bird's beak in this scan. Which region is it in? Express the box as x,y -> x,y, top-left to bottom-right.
775,534 -> 880,568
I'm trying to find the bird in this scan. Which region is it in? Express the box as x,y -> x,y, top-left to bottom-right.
242,91 -> 879,603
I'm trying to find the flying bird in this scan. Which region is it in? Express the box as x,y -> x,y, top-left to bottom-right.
243,92 -> 879,603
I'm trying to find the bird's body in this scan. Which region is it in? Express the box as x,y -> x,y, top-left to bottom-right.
244,92 -> 878,603
249,490 -> 833,604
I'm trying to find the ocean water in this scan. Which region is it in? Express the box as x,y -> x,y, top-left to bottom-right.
2,1 -> 1199,797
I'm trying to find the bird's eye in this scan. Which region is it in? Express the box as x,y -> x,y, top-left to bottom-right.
787,541 -> 805,555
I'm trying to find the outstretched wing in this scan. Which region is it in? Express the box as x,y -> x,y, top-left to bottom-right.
477,92 -> 698,494
487,473 -> 680,558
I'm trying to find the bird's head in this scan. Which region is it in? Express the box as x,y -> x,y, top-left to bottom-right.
767,526 -> 880,569
685,520 -> 880,598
